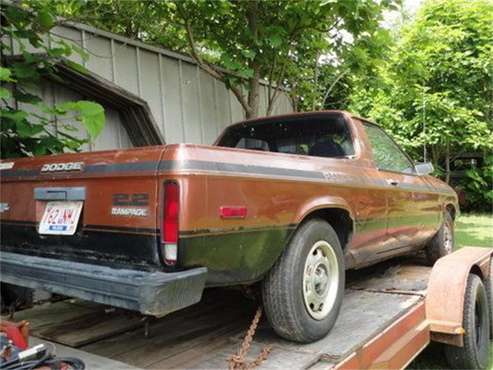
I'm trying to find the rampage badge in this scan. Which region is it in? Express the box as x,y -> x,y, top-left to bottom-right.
111,207 -> 148,217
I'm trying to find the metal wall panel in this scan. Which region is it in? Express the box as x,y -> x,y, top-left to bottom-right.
214,80 -> 233,135
85,33 -> 113,80
230,90 -> 245,124
160,57 -> 184,144
8,22 -> 293,151
139,50 -> 164,130
114,43 -> 139,95
199,70 -> 219,144
181,63 -> 203,144
258,86 -> 268,119
94,109 -> 126,150
52,26 -> 84,65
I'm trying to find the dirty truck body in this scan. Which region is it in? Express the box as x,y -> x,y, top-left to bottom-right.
0,111 -> 458,342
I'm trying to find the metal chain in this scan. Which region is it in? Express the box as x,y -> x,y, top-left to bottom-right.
228,306 -> 272,370
245,345 -> 272,370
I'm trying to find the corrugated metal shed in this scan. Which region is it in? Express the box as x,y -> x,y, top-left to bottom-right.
7,21 -> 293,151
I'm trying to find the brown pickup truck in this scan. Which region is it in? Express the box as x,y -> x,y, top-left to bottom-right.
0,111 -> 457,343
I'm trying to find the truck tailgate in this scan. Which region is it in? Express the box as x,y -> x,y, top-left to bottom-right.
0,146 -> 165,269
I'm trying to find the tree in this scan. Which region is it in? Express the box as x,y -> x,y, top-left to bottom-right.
68,0 -> 397,119
291,25 -> 394,112
55,0 -> 189,51
349,0 -> 493,179
0,1 -> 105,158
172,0 -> 400,118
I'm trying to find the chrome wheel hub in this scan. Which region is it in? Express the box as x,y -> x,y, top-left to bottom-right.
303,240 -> 339,320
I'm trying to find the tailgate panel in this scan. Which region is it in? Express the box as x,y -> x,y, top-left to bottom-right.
0,147 -> 166,269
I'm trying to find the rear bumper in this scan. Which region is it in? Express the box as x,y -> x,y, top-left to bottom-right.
0,252 -> 207,317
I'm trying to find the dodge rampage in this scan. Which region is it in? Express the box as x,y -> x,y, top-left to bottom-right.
0,111 -> 458,343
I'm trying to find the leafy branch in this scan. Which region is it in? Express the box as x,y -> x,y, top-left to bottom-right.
0,1 -> 105,159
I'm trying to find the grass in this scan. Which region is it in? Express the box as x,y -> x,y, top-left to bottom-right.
455,213 -> 493,248
409,212 -> 493,369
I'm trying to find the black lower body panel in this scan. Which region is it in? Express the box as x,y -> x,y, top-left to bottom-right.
0,221 -> 162,268
0,252 -> 207,317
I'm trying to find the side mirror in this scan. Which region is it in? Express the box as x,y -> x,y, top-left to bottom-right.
415,162 -> 434,176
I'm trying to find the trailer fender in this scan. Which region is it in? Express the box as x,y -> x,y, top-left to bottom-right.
426,246 -> 493,346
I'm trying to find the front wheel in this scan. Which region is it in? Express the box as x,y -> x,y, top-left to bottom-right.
262,219 -> 345,343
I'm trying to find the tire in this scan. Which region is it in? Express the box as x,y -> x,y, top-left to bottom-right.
444,274 -> 491,370
262,219 -> 345,343
484,258 -> 493,339
425,211 -> 454,265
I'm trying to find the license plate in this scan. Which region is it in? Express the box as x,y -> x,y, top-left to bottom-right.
39,201 -> 83,235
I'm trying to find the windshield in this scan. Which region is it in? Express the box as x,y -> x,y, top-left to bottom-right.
217,115 -> 355,158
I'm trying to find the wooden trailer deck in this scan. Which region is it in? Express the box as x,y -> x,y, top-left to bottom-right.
9,257 -> 434,369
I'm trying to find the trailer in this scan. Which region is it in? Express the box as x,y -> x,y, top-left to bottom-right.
4,247 -> 493,369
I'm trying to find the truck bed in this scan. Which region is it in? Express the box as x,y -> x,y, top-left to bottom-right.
11,257 -> 432,369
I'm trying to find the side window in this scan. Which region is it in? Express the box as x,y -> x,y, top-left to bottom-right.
364,124 -> 415,173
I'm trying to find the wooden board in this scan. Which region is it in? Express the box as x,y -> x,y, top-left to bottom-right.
10,300 -> 144,347
82,289 -> 255,368
16,261 -> 432,369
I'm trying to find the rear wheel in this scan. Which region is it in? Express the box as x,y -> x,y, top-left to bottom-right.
262,219 -> 345,343
425,211 -> 454,265
444,274 -> 491,369
485,258 -> 493,339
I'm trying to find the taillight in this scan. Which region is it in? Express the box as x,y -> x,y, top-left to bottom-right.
161,182 -> 179,265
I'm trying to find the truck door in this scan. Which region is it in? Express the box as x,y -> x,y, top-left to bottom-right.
348,165 -> 390,260
363,123 -> 423,252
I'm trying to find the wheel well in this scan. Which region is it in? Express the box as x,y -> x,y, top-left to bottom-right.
470,265 -> 484,281
446,204 -> 456,220
302,208 -> 353,250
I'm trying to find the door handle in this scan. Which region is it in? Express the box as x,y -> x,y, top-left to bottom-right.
386,179 -> 399,186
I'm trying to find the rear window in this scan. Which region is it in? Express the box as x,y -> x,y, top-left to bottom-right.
217,114 -> 354,158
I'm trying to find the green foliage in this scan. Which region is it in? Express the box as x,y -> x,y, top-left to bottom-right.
175,0 -> 398,117
292,9 -> 396,112
58,101 -> 105,139
349,0 -> 493,157
68,0 -> 397,118
0,1 -> 105,159
348,0 -> 493,211
56,0 -> 188,51
460,155 -> 493,212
